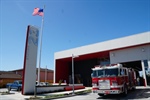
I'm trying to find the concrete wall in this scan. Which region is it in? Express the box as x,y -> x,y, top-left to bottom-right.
110,44 -> 150,64
36,86 -> 64,94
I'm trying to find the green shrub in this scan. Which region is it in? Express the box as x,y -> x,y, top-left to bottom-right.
59,79 -> 63,85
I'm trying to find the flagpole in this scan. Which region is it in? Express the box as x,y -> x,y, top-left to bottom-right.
38,5 -> 45,84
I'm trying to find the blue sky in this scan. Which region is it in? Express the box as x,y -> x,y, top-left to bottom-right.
0,0 -> 150,71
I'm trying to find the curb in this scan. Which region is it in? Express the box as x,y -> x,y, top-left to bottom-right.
26,89 -> 92,100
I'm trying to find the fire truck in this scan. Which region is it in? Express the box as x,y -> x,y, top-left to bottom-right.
91,64 -> 136,96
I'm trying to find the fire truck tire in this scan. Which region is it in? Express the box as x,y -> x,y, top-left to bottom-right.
132,86 -> 136,90
98,94 -> 104,97
123,85 -> 128,96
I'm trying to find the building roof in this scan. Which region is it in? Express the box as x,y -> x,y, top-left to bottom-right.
39,68 -> 54,72
55,31 -> 150,59
11,68 -> 54,72
0,71 -> 22,79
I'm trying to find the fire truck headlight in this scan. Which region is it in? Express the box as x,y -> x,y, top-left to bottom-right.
112,81 -> 118,86
92,83 -> 97,86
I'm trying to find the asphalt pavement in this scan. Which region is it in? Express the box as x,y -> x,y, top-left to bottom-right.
0,86 -> 150,100
54,86 -> 150,100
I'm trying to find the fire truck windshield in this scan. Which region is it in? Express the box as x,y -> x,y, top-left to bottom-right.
92,68 -> 118,77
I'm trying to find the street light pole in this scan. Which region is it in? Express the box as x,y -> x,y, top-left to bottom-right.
72,54 -> 79,95
72,54 -> 75,95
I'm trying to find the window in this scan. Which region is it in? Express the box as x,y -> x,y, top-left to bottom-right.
105,68 -> 118,76
120,69 -> 124,75
92,68 -> 119,77
92,70 -> 97,77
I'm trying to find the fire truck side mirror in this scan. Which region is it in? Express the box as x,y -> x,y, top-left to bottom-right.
91,73 -> 93,77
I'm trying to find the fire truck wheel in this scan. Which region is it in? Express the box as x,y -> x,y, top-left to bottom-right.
98,93 -> 104,96
132,86 -> 136,90
98,94 -> 104,97
123,85 -> 128,96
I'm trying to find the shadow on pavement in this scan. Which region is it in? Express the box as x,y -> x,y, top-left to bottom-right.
126,89 -> 150,99
97,89 -> 150,99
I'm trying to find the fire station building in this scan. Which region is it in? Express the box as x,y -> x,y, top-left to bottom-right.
54,31 -> 150,87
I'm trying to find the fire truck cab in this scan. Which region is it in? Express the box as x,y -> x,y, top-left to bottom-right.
91,64 -> 136,96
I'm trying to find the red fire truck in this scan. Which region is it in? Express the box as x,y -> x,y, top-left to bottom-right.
91,64 -> 136,96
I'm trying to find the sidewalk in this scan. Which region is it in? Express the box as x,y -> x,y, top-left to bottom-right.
0,87 -> 92,100
135,86 -> 150,89
26,86 -> 150,100
32,87 -> 92,99
44,87 -> 92,95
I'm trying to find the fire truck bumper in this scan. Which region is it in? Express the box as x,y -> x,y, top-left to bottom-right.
93,90 -> 122,94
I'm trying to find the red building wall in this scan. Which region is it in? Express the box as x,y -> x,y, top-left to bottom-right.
12,68 -> 54,83
40,70 -> 53,83
55,60 -> 69,83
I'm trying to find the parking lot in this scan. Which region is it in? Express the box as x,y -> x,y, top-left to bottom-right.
0,87 -> 150,100
0,88 -> 30,100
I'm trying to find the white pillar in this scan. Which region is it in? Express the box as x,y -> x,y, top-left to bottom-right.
148,60 -> 150,68
141,60 -> 147,87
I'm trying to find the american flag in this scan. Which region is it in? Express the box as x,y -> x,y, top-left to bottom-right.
32,8 -> 44,16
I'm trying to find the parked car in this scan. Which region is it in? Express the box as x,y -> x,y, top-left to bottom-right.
36,81 -> 44,86
41,82 -> 51,86
36,81 -> 50,86
6,80 -> 22,91
45,82 -> 51,86
39,82 -> 46,86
